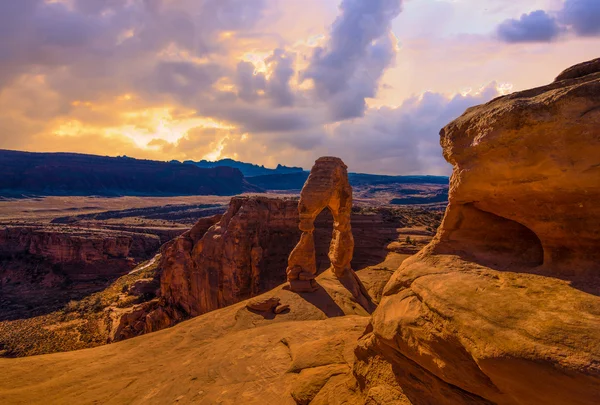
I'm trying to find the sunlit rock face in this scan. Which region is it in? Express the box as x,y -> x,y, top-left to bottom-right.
285,157 -> 373,310
286,157 -> 354,290
354,59 -> 600,405
160,197 -> 301,317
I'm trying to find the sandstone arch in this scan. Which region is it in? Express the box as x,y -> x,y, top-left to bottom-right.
286,157 -> 355,292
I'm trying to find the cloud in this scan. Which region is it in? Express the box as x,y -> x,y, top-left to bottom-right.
497,1 -> 600,43
265,49 -> 296,107
496,10 -> 561,43
235,61 -> 266,102
316,84 -> 503,175
303,0 -> 403,120
561,0 -> 600,36
2,0 -> 596,177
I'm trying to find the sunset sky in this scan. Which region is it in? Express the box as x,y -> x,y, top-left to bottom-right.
0,0 -> 598,175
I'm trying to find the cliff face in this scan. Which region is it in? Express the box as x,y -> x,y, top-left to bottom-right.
354,59 -> 600,405
0,227 -> 160,320
160,197 -> 301,316
0,227 -> 159,271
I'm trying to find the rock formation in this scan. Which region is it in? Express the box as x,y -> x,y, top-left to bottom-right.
354,59 -> 600,404
158,193 -> 416,322
286,157 -> 355,293
160,198 -> 301,317
0,226 -> 160,320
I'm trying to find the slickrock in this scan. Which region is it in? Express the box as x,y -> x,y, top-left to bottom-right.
355,59 -> 600,405
273,304 -> 290,314
287,157 -> 354,284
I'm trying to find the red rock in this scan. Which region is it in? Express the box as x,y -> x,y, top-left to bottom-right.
356,59 -> 600,405
273,304 -> 290,314
287,157 -> 354,282
246,297 -> 281,312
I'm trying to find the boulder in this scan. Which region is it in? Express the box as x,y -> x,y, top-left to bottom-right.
246,297 -> 281,312
128,278 -> 160,297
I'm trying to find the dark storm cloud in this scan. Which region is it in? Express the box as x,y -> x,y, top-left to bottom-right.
561,0 -> 600,36
152,61 -> 224,101
496,10 -> 561,43
303,0 -> 403,120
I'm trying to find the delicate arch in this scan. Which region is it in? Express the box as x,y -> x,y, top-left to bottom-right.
286,157 -> 354,292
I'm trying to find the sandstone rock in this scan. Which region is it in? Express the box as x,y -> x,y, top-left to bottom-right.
0,226 -> 159,274
356,59 -> 600,405
273,304 -> 290,314
288,279 -> 318,293
153,195 -> 430,336
0,226 -> 160,320
290,364 -> 349,405
246,297 -> 281,312
555,57 -> 600,81
128,278 -> 160,296
160,196 -> 300,317
287,157 -> 354,282
110,298 -> 185,342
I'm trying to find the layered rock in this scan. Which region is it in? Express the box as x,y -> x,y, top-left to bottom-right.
0,226 -> 160,320
355,59 -> 600,404
287,157 -> 354,289
0,227 -> 159,269
160,198 -> 300,317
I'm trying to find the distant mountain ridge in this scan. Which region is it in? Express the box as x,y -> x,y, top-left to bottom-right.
0,150 -> 261,197
0,150 -> 449,204
248,171 -> 449,191
184,158 -> 304,177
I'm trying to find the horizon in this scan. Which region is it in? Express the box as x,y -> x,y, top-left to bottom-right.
0,0 -> 598,175
0,147 -> 454,176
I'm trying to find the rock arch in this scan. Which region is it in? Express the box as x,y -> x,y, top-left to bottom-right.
286,157 -> 355,292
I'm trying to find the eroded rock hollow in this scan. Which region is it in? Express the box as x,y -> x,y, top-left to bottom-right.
354,58 -> 600,405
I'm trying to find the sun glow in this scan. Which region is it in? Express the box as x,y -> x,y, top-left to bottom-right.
52,99 -> 236,151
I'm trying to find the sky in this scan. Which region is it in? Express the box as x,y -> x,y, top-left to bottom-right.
0,0 -> 598,175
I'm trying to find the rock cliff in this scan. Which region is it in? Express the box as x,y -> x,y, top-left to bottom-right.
354,59 -> 600,404
0,227 -> 160,320
160,198 -> 300,317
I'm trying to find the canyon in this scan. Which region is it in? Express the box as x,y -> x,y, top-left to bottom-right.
0,227 -> 160,321
0,194 -> 439,356
0,59 -> 598,404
